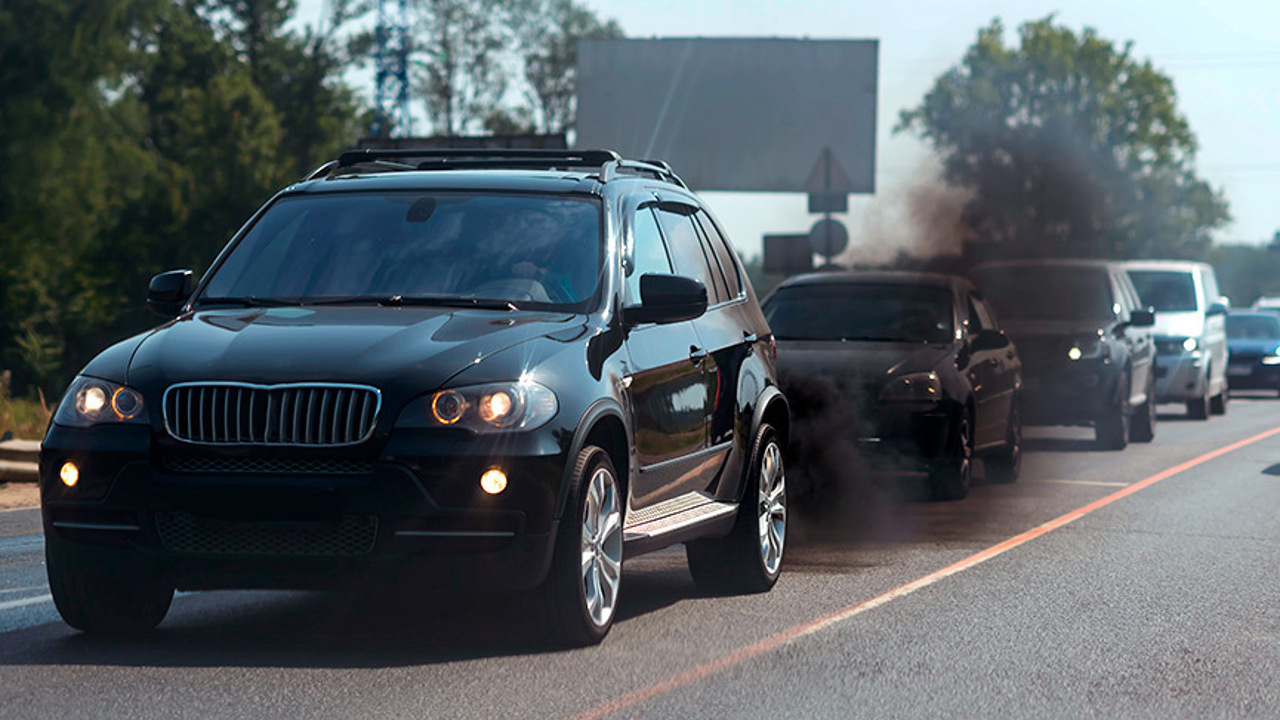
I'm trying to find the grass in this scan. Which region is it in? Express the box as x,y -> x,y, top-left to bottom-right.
0,386 -> 50,440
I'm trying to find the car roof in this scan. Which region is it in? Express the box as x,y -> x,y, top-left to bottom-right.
774,270 -> 969,291
287,169 -> 604,196
971,258 -> 1117,271
1120,259 -> 1211,272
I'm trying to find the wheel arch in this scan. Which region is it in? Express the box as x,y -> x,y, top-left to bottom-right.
557,399 -> 630,522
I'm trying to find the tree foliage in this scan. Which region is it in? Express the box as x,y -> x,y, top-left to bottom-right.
898,16 -> 1230,260
518,0 -> 623,133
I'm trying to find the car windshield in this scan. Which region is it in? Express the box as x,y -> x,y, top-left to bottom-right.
1127,270 -> 1198,312
1227,315 -> 1280,340
972,266 -> 1115,323
763,283 -> 954,343
199,192 -> 602,309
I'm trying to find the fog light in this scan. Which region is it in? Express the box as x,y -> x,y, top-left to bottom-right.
59,462 -> 79,488
480,468 -> 507,495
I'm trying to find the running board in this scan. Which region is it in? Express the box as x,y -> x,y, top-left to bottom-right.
623,496 -> 738,558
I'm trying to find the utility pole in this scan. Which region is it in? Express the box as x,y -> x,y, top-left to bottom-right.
372,0 -> 411,139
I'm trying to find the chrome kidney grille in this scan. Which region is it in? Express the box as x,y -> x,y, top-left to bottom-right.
163,383 -> 380,446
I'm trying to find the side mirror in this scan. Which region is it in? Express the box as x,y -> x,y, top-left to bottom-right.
1206,301 -> 1228,317
971,328 -> 1010,351
623,274 -> 707,326
147,269 -> 193,317
1130,308 -> 1156,327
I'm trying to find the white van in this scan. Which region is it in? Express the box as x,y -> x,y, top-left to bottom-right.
1124,260 -> 1229,419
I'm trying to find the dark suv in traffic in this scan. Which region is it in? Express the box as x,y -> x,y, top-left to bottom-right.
39,149 -> 790,645
970,260 -> 1156,449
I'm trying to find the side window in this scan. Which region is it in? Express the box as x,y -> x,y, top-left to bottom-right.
970,293 -> 998,331
1202,268 -> 1220,304
626,206 -> 672,305
695,211 -> 743,299
656,208 -> 721,302
1113,272 -> 1138,316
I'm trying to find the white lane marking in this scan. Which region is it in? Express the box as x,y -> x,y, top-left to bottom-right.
0,585 -> 46,595
0,506 -> 39,514
0,593 -> 52,611
1041,479 -> 1131,487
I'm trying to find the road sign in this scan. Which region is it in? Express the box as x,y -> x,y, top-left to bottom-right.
806,147 -> 853,213
764,234 -> 813,275
808,219 -> 849,258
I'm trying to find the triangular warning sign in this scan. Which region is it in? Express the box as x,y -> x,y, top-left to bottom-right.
805,147 -> 854,195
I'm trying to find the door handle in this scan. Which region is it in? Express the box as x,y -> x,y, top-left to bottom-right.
743,332 -> 759,345
689,346 -> 709,365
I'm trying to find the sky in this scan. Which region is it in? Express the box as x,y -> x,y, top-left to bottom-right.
298,0 -> 1280,259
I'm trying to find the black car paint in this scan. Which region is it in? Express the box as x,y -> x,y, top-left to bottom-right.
40,169 -> 788,593
763,272 -> 1021,472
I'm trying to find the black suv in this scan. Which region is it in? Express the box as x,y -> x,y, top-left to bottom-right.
39,149 -> 790,645
970,260 -> 1156,449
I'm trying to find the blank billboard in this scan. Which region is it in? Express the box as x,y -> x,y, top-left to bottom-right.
576,38 -> 877,193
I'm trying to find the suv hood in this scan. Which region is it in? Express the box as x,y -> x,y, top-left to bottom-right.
126,306 -> 580,397
775,340 -> 951,381
1151,311 -> 1206,339
999,319 -> 1111,338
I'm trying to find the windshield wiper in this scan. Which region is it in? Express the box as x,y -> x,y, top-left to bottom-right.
309,295 -> 518,311
196,296 -> 303,308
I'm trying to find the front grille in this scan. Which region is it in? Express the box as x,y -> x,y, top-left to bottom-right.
164,456 -> 375,475
164,383 -> 379,446
1156,339 -> 1186,356
155,512 -> 378,557
1014,337 -> 1072,370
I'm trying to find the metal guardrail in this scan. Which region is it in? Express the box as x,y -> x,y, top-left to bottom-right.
0,439 -> 39,482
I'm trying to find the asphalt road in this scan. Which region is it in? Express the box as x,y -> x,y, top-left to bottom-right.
4,396 -> 1280,718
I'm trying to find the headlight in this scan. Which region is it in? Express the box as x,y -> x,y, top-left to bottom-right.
1068,333 -> 1105,361
1182,337 -> 1198,353
879,372 -> 941,403
53,376 -> 149,428
399,380 -> 558,433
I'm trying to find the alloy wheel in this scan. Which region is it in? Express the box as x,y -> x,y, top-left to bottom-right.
580,465 -> 622,628
757,441 -> 787,577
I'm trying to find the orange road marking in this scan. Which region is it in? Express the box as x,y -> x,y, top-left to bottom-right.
573,424 -> 1280,720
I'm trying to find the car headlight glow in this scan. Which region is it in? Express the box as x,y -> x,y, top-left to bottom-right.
879,371 -> 942,403
1182,337 -> 1198,353
411,381 -> 558,433
1069,333 -> 1106,360
54,376 -> 149,427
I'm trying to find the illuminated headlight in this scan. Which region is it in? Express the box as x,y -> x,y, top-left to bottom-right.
880,372 -> 942,403
1262,348 -> 1280,365
1068,334 -> 1105,361
53,376 -> 149,428
403,380 -> 558,433
1182,337 -> 1198,353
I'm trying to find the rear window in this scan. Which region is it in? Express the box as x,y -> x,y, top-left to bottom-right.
763,283 -> 954,344
972,265 -> 1115,323
1128,270 -> 1199,313
201,192 -> 602,309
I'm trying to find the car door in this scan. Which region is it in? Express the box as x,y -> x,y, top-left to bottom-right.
654,200 -> 751,495
965,290 -> 1016,450
622,202 -> 711,509
1115,269 -> 1155,405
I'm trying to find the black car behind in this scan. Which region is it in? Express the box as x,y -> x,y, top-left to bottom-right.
763,272 -> 1022,501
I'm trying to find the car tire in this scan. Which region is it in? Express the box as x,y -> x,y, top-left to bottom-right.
1187,378 -> 1210,420
687,423 -> 786,595
930,412 -> 972,500
46,533 -> 174,635
1130,374 -> 1158,443
1210,380 -> 1228,415
1096,375 -> 1130,450
986,403 -> 1021,484
533,445 -> 623,647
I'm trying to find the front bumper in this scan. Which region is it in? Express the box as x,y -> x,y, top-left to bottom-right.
1154,351 -> 1206,402
39,424 -> 568,591
855,402 -> 958,472
1021,358 -> 1118,426
1226,354 -> 1280,391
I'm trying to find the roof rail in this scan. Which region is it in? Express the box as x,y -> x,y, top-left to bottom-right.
311,148 -> 687,188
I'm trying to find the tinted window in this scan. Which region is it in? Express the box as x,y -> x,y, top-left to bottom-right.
973,266 -> 1116,323
1227,315 -> 1280,339
202,192 -> 602,308
1128,270 -> 1199,312
968,294 -> 997,333
695,211 -> 743,299
626,206 -> 673,304
763,283 -> 954,344
657,209 -> 717,300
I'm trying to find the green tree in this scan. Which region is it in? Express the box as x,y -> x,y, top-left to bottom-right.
413,0 -> 520,135
517,0 -> 622,133
898,17 -> 1229,261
